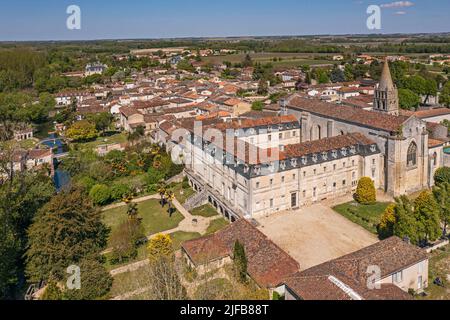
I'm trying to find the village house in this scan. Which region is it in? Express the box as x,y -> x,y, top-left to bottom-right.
13,125 -> 34,141
181,219 -> 300,292
85,62 -> 107,76
55,91 -> 91,106
281,237 -> 428,300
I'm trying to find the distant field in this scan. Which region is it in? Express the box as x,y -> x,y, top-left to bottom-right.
203,53 -> 334,69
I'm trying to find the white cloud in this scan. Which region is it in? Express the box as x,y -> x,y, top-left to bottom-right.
380,1 -> 415,8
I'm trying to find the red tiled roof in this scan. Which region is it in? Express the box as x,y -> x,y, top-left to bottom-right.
288,95 -> 409,132
284,237 -> 426,300
182,219 -> 300,288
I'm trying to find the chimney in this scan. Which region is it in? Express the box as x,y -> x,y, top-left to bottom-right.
403,236 -> 411,245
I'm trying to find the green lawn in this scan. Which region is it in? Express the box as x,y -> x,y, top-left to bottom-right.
333,201 -> 392,234
191,204 -> 218,218
418,246 -> 450,300
169,231 -> 202,250
74,132 -> 128,151
104,244 -> 148,271
102,199 -> 184,240
194,278 -> 234,300
110,265 -> 150,298
0,139 -> 38,150
205,218 -> 230,235
170,181 -> 195,204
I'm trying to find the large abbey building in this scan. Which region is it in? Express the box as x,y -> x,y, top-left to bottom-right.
284,60 -> 447,197
170,60 -> 447,221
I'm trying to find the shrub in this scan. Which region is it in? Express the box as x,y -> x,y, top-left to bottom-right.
76,176 -> 96,193
63,259 -> 112,300
378,204 -> 397,239
41,280 -> 63,300
272,291 -> 285,300
89,184 -> 111,206
355,177 -> 376,205
434,167 -> 450,186
110,220 -> 143,264
110,183 -> 130,201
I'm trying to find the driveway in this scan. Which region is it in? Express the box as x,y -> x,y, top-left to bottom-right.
256,204 -> 379,271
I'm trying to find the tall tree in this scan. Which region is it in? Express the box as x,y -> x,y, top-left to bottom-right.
393,196 -> 419,244
413,191 -> 441,244
233,241 -> 248,283
26,186 -> 109,282
433,182 -> 450,236
0,163 -> 54,298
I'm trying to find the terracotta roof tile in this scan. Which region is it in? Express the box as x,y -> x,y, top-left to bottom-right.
288,95 -> 408,132
182,219 -> 299,288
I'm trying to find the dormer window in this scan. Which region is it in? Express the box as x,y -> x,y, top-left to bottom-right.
291,158 -> 298,167
280,161 -> 286,170
322,152 -> 328,160
370,145 -> 376,153
254,166 -> 261,175
341,148 -> 348,156
312,154 -> 318,163
301,156 -> 307,165
350,146 -> 356,154
332,150 -> 338,158
268,126 -> 273,133
244,165 -> 249,173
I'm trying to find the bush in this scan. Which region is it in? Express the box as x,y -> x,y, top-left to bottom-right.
63,258 -> 112,300
110,221 -> 140,264
355,177 -> 376,205
89,184 -> 111,206
182,176 -> 190,189
41,280 -> 63,300
76,176 -> 96,193
434,167 -> 450,186
378,204 -> 396,239
110,183 -> 130,201
272,291 -> 284,300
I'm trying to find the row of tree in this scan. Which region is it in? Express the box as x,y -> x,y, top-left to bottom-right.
378,168 -> 450,245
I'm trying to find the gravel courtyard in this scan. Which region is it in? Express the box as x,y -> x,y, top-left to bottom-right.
256,204 -> 379,271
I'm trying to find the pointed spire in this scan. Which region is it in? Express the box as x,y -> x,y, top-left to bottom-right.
379,57 -> 395,91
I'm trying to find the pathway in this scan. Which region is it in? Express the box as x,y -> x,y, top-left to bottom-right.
106,196 -> 219,275
101,194 -> 160,212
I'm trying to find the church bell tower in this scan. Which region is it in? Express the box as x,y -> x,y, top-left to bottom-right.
374,58 -> 399,116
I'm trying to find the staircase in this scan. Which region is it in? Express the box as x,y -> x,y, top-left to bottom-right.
184,189 -> 208,211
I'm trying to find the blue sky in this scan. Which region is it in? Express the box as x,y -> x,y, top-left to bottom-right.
0,0 -> 449,41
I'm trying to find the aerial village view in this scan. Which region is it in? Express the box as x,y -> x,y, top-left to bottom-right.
1,0 -> 450,312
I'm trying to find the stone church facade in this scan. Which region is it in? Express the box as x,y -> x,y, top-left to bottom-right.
165,60 -> 447,221
284,60 -> 446,197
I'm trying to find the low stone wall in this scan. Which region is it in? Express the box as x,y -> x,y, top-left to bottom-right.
426,239 -> 449,253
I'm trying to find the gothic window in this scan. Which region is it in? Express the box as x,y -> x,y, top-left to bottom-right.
316,125 -> 322,140
407,142 -> 417,167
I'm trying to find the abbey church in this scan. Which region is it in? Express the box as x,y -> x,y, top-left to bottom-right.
284,59 -> 447,197
180,60 -> 447,220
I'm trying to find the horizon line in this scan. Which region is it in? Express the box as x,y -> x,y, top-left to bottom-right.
1,31 -> 450,43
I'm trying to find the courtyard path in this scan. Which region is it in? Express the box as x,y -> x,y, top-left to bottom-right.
107,197 -> 218,276
101,193 -> 160,212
